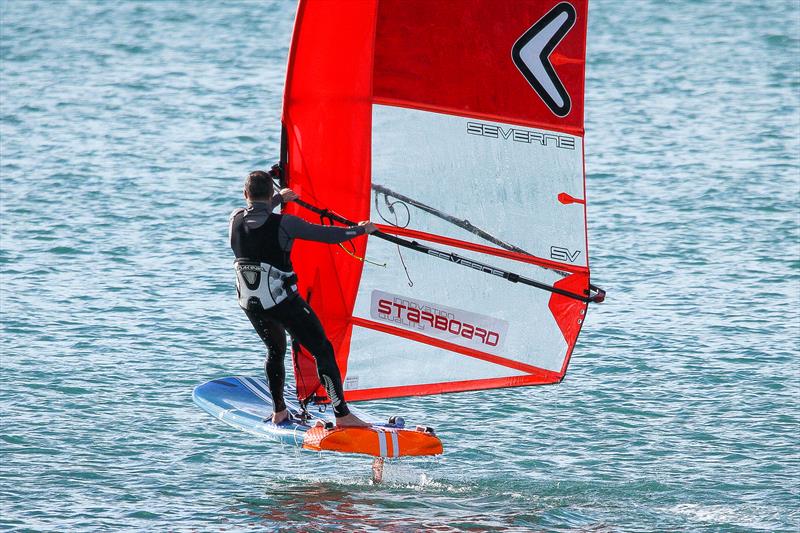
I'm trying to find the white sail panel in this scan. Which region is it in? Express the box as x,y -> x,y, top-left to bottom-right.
370,104 -> 587,270
351,230 -> 571,371
336,104 -> 587,398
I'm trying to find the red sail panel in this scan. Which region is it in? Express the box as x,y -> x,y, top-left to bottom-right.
373,0 -> 587,134
281,0 -> 377,401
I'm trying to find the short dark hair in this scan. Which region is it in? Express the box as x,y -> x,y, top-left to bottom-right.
244,170 -> 273,200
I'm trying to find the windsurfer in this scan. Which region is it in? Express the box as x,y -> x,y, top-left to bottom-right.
230,169 -> 376,427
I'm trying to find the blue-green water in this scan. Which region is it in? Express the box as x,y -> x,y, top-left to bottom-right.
1,1 -> 798,531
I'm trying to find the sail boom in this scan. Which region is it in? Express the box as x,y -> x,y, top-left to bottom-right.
294,198 -> 595,303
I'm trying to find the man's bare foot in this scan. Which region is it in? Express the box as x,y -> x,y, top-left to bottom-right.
272,409 -> 290,424
335,413 -> 370,427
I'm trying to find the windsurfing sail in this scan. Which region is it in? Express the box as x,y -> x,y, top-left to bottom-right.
280,0 -> 602,403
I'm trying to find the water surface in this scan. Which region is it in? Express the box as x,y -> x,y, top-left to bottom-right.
1,1 -> 798,531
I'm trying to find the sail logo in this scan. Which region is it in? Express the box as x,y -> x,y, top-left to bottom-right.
550,245 -> 581,263
370,290 -> 509,353
512,2 -> 577,117
466,121 -> 575,150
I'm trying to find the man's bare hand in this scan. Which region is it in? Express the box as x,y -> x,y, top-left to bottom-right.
280,188 -> 298,202
358,221 -> 377,234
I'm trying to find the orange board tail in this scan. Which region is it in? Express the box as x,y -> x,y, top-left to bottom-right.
303,425 -> 443,458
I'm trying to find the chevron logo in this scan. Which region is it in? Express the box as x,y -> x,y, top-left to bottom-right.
512,2 -> 577,117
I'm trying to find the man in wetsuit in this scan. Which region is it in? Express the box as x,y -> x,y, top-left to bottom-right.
229,169 -> 375,427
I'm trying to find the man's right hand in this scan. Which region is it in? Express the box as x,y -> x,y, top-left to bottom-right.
358,221 -> 377,234
279,188 -> 298,203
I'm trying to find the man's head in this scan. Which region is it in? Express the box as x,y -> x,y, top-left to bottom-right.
243,170 -> 274,202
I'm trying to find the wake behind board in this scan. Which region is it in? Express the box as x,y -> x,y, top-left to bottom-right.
193,377 -> 442,458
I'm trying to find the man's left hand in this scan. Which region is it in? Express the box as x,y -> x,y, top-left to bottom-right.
280,188 -> 298,202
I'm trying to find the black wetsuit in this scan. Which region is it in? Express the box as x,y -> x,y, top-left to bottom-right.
229,198 -> 365,417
